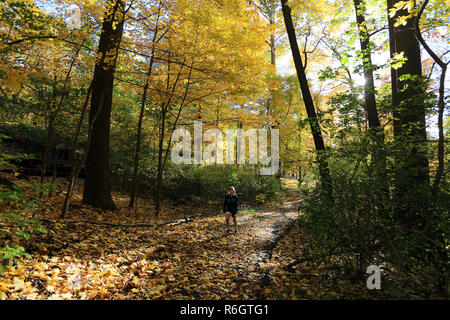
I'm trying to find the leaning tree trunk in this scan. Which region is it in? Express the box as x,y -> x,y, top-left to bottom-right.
60,81 -> 94,218
83,0 -> 125,210
280,0 -> 333,200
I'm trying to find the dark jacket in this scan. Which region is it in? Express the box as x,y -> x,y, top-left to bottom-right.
223,194 -> 238,215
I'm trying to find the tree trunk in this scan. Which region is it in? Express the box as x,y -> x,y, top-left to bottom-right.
353,0 -> 388,205
154,56 -> 185,216
40,117 -> 54,185
128,79 -> 149,208
388,0 -> 430,223
267,16 -> 276,123
353,0 -> 381,130
432,65 -> 446,196
386,0 -> 401,138
414,0 -> 448,294
61,81 -> 93,219
412,0 -> 448,196
129,4 -> 162,208
280,0 -> 332,199
155,108 -> 166,216
83,0 -> 125,210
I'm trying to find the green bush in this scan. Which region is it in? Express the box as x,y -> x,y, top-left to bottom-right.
0,135 -> 52,272
161,164 -> 286,206
299,129 -> 449,297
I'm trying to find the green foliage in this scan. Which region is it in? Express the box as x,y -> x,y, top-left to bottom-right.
0,135 -> 52,271
0,124 -> 47,154
300,130 -> 387,271
0,133 -> 29,167
318,66 -> 339,81
299,124 -> 449,297
0,183 -> 50,271
0,244 -> 30,273
32,181 -> 56,196
160,164 -> 286,206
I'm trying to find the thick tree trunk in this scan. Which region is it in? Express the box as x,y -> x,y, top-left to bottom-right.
280,0 -> 332,199
393,2 -> 428,153
388,0 -> 430,224
83,0 -> 125,210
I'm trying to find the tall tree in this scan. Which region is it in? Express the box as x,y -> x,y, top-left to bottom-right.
353,0 -> 381,131
414,0 -> 449,294
387,0 -> 430,222
414,0 -> 448,196
83,0 -> 126,210
280,0 -> 332,199
353,0 -> 388,206
386,0 -> 401,138
129,2 -> 164,208
250,0 -> 280,127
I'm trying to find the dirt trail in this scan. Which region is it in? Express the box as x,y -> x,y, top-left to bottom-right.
150,182 -> 301,299
1,180 -> 302,300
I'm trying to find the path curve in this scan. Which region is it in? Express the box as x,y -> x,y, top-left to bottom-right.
151,197 -> 300,299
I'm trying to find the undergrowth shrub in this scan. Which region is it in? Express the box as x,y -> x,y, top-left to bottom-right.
299,130 -> 449,298
0,134 -> 53,273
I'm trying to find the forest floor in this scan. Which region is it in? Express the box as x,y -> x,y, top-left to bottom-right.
1,177 -> 385,299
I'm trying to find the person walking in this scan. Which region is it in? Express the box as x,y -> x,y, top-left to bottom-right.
223,186 -> 238,233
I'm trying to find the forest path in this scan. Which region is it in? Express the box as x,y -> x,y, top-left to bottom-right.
143,179 -> 301,299
1,180 -> 302,300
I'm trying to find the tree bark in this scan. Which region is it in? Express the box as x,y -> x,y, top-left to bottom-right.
280,0 -> 332,199
388,0 -> 430,226
83,0 -> 125,210
353,0 -> 381,130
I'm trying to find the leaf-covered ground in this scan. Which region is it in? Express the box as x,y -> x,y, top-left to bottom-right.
0,177 -> 414,300
1,187 -> 299,299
